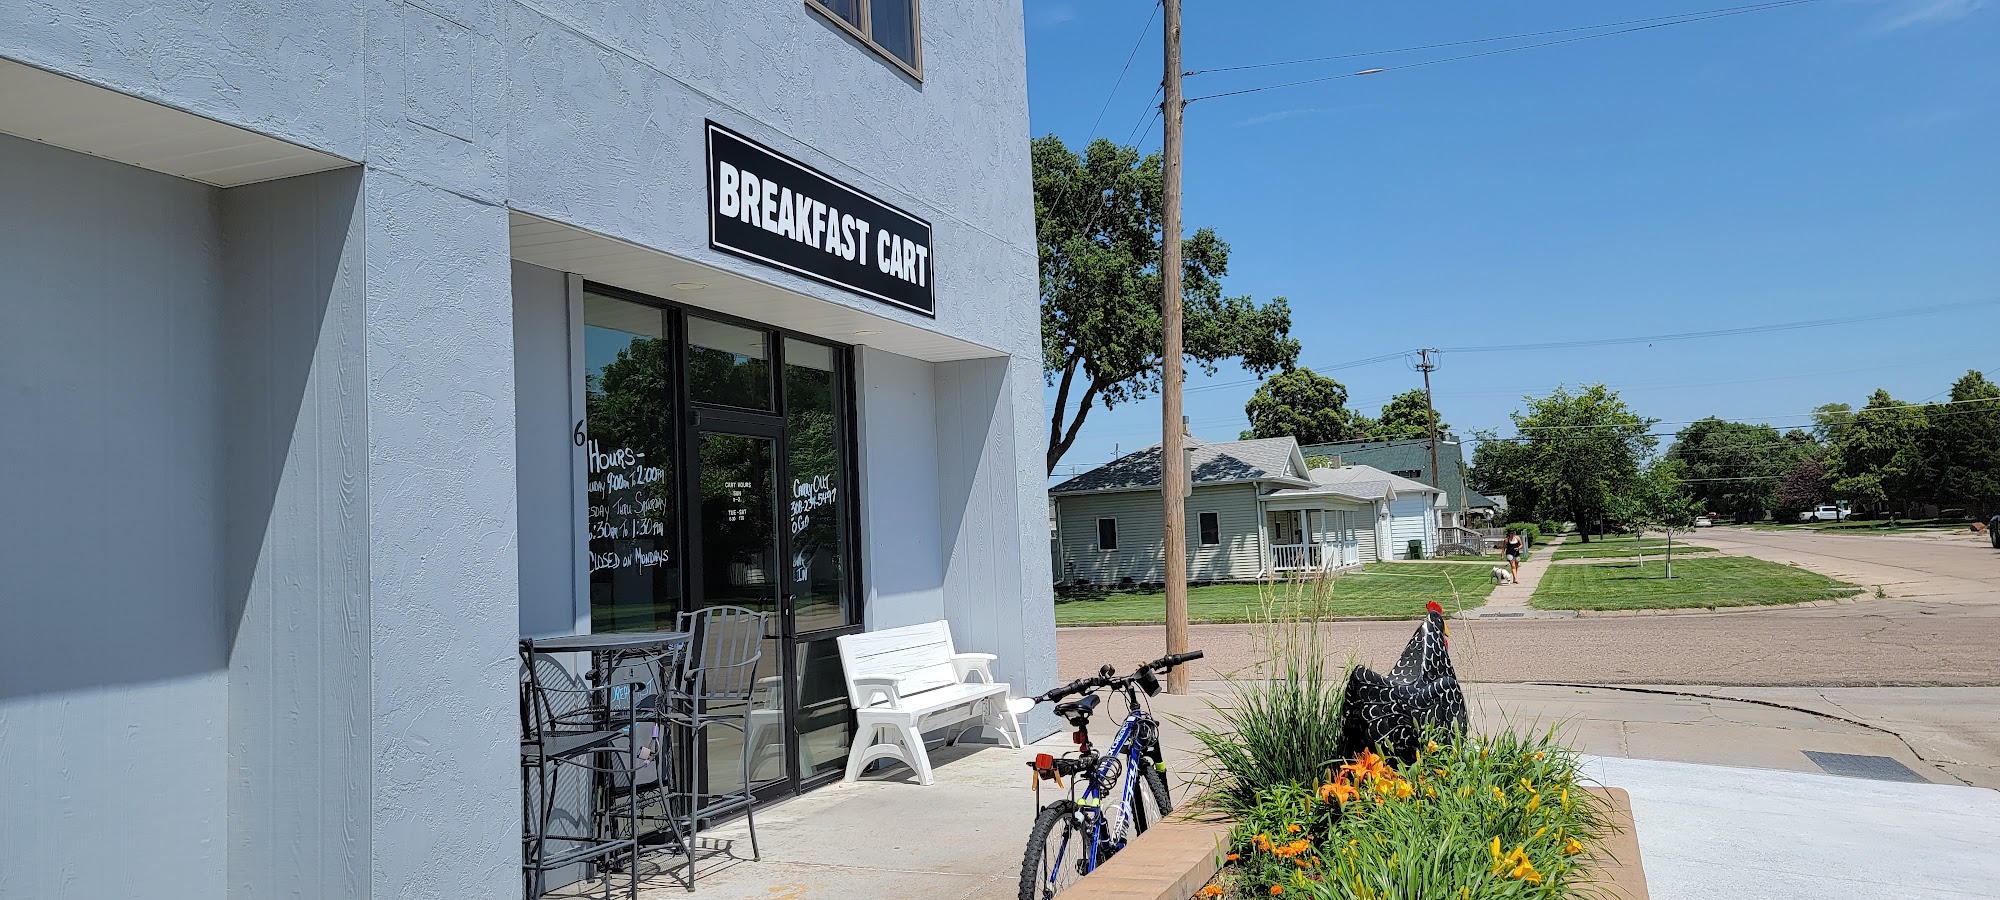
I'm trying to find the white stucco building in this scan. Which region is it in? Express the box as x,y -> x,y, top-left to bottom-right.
0,2 -> 1053,897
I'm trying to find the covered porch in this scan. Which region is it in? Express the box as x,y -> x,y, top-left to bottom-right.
1261,503 -> 1366,574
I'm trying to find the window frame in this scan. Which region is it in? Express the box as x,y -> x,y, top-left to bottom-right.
806,0 -> 924,81
1096,518 -> 1118,551
1198,511 -> 1220,547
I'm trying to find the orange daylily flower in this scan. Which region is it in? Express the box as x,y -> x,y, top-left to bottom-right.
1563,838 -> 1585,856
1319,778 -> 1359,805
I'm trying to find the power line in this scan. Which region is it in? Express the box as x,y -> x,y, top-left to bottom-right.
1186,0 -> 1829,103
1084,0 -> 1162,139
1441,298 -> 1995,355
1185,0 -> 1819,76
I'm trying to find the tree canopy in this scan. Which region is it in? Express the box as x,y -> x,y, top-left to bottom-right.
1239,367 -> 1372,444
1470,385 -> 1655,540
1917,370 -> 2000,515
1822,389 -> 1929,514
1371,389 -> 1450,441
1664,418 -> 1809,524
1036,135 -> 1299,472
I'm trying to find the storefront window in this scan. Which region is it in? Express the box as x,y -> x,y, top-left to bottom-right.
687,316 -> 772,410
784,339 -> 849,633
582,293 -> 679,632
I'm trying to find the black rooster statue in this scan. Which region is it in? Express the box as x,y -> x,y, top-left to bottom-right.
1338,600 -> 1469,763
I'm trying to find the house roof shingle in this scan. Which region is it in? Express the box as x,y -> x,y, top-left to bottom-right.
1049,436 -> 1307,495
1297,437 -> 1496,510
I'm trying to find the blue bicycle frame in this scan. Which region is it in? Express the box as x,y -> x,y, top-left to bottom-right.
1053,706 -> 1148,884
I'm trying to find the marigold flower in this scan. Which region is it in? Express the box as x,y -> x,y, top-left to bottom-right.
1227,853 -> 1240,862
1287,824 -> 1301,834
1200,886 -> 1225,898
1270,886 -> 1283,896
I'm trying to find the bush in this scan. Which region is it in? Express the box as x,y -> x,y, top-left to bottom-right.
1187,577 -> 1349,820
1504,523 -> 1539,548
1539,520 -> 1563,538
1218,727 -> 1610,899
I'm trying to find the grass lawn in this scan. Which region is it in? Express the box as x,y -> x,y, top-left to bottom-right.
1425,549 -> 1532,562
1552,540 -> 1717,560
1531,555 -> 1863,611
1052,562 -> 1498,625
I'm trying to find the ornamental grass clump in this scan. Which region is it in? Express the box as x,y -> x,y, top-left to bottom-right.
1186,575 -> 1349,820
1223,727 -> 1610,899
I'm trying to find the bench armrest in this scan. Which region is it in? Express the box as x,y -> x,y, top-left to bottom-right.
850,675 -> 905,709
951,653 -> 999,684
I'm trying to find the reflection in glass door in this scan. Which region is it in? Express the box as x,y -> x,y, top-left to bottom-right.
692,429 -> 789,798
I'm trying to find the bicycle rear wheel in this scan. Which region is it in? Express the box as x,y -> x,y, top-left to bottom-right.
1018,801 -> 1089,900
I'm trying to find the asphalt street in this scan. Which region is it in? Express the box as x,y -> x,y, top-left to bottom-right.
1056,528 -> 2000,687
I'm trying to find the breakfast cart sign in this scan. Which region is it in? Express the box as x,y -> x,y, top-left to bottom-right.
706,121 -> 935,316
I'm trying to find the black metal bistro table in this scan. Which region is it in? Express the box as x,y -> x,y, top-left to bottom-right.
520,630 -> 692,899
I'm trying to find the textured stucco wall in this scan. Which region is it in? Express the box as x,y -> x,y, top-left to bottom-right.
513,261 -> 581,637
855,346 -> 948,628
6,0 -> 1049,891
219,167 -> 371,900
363,170 -> 520,899
0,133 -> 230,899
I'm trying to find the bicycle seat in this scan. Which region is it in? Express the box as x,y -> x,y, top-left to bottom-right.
1053,693 -> 1099,720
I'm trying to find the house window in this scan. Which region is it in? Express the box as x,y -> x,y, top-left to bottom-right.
808,0 -> 922,78
1198,512 -> 1219,546
1096,518 -> 1118,551
1391,469 -> 1423,480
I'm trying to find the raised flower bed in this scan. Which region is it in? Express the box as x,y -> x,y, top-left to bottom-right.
1178,580 -> 1621,900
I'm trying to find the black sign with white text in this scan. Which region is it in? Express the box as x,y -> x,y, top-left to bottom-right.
706,121 -> 935,316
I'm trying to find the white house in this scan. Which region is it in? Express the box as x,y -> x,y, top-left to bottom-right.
1049,437 -> 1449,584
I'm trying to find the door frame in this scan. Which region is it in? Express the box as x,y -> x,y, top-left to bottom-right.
581,281 -> 866,802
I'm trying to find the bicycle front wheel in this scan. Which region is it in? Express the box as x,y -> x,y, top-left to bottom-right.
1019,801 -> 1090,900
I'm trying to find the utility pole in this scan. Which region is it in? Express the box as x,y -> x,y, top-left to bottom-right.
1160,0 -> 1190,695
1416,349 -> 1443,528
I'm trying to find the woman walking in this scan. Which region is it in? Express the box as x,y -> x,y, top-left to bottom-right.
1503,529 -> 1525,585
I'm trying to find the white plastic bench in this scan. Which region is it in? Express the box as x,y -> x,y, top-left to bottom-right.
836,621 -> 1024,784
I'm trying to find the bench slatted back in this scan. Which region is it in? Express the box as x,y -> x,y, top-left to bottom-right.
837,621 -> 961,708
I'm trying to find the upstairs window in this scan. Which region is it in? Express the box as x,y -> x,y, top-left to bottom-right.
809,0 -> 922,78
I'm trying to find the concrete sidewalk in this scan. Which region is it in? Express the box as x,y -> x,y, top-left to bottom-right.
604,681 -> 2000,899
1589,755 -> 2000,900
1460,535 -> 1575,620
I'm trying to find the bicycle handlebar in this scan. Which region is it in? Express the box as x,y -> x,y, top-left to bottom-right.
1030,649 -> 1205,704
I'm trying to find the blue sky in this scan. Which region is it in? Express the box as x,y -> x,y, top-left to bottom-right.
1026,0 -> 2000,478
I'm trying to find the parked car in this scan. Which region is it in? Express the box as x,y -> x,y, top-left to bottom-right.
1693,515 -> 1714,528
1801,505 -> 1843,522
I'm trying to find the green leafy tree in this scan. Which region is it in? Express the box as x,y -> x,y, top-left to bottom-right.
1370,389 -> 1451,441
1666,418 -> 1801,523
1469,434 -> 1538,525
1036,135 -> 1300,472
1500,385 -> 1656,542
1824,390 -> 1928,515
1615,457 -> 1700,577
1240,367 -> 1372,444
1919,370 -> 2000,516
1811,403 -> 1854,443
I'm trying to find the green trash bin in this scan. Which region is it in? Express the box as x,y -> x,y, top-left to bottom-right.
1407,539 -> 1424,560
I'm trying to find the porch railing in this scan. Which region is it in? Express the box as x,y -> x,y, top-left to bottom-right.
1270,542 -> 1326,571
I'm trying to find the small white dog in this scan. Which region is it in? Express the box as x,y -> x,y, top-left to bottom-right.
1491,566 -> 1515,585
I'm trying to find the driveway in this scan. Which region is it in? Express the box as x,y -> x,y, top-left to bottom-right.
1698,526 -> 2000,597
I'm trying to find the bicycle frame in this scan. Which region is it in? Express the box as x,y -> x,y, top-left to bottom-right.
1044,689 -> 1155,885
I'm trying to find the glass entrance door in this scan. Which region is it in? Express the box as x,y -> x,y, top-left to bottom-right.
690,426 -> 790,799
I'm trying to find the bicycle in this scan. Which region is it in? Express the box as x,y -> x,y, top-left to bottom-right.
1016,650 -> 1204,900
